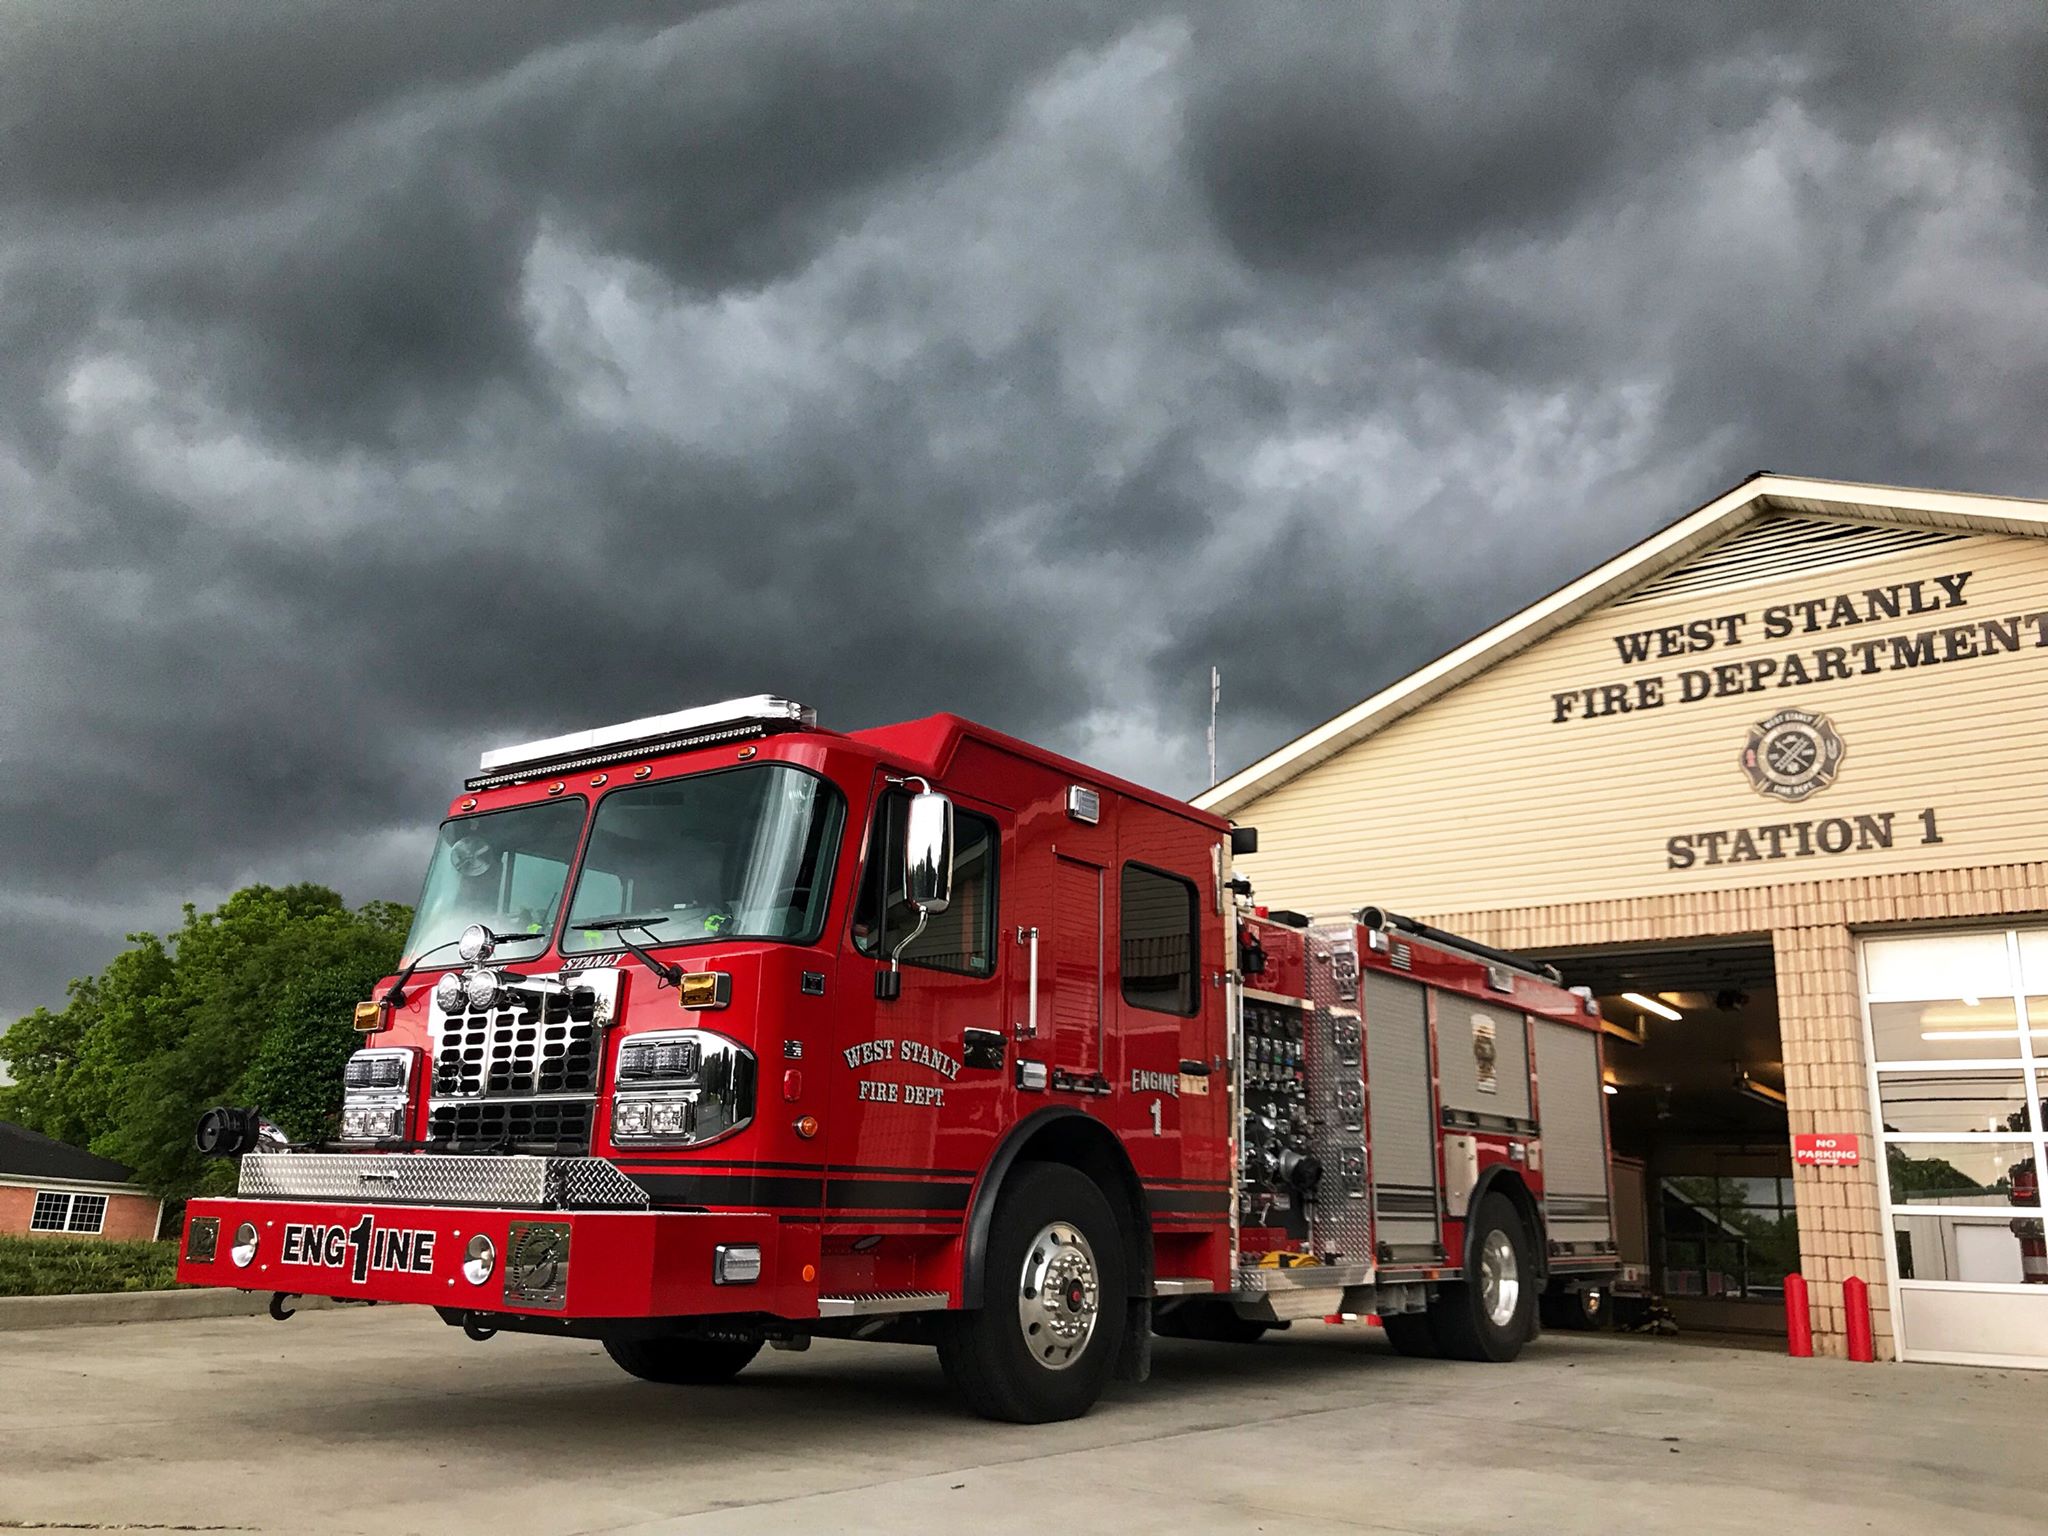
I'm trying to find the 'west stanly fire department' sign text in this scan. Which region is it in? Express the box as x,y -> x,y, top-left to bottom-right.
1550,570 -> 2048,724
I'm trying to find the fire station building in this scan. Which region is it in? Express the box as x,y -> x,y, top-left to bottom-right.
1199,475 -> 2048,1367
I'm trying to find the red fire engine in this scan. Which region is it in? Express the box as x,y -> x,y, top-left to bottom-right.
177,697 -> 1618,1421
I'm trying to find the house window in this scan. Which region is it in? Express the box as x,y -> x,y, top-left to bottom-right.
28,1191 -> 108,1234
67,1194 -> 108,1233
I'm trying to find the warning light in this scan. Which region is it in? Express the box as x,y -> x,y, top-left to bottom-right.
794,1115 -> 820,1140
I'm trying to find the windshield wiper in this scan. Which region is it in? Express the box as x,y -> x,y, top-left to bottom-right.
576,914 -> 684,987
381,929 -> 546,1006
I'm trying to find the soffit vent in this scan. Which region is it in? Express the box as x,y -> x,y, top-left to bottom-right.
1615,517 -> 1967,609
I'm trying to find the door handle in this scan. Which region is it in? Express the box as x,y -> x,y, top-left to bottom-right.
1015,926 -> 1039,1039
1178,1059 -> 1210,1076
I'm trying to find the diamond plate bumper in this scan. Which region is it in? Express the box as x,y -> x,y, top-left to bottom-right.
237,1152 -> 649,1210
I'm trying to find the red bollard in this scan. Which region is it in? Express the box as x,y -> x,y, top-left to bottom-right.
1785,1272 -> 1813,1357
1844,1275 -> 1874,1362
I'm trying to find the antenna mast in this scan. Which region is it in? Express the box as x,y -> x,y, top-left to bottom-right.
1207,666 -> 1220,786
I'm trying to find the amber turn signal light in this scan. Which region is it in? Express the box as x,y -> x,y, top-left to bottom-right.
794,1115 -> 820,1139
352,1000 -> 387,1033
678,971 -> 732,1010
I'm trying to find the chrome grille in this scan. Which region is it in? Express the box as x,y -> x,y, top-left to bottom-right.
434,988 -> 604,1097
427,971 -> 618,1154
427,1099 -> 593,1153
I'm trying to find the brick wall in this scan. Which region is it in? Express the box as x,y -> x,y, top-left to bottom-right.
1422,857 -> 2048,1360
0,1183 -> 162,1241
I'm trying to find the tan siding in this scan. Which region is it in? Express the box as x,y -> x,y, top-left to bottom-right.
1233,528 -> 2048,918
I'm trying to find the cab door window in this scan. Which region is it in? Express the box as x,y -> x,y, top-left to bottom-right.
852,792 -> 999,976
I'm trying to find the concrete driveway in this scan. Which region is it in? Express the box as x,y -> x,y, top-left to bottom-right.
2,1307 -> 2040,1535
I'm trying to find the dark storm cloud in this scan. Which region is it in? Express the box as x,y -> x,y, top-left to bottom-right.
4,0 -> 2048,1028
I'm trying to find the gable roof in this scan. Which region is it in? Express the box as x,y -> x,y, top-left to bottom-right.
1195,474 -> 2048,817
0,1121 -> 141,1186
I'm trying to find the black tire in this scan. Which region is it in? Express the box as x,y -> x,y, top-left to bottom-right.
603,1335 -> 762,1385
1380,1310 -> 1439,1357
1540,1284 -> 1605,1331
1429,1192 -> 1536,1362
938,1161 -> 1127,1423
1153,1298 -> 1273,1344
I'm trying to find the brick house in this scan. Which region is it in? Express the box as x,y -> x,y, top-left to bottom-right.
1,1121 -> 164,1241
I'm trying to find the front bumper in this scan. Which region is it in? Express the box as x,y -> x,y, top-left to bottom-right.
177,1198 -> 810,1319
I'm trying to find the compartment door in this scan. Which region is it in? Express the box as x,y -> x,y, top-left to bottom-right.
1533,1019 -> 1614,1249
1049,854 -> 1105,1077
1364,972 -> 1441,1254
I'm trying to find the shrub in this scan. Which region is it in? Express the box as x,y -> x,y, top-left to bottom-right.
0,1233 -> 185,1296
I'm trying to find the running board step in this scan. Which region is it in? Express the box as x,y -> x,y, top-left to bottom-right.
816,1291 -> 951,1317
1153,1278 -> 1216,1296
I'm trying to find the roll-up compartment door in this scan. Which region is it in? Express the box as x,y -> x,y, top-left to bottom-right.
1363,971 -> 1439,1249
1437,997 -> 1531,1122
1534,1019 -> 1613,1246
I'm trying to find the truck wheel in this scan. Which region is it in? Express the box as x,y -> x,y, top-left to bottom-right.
1540,1284 -> 1604,1331
1430,1192 -> 1535,1362
603,1336 -> 762,1385
938,1161 -> 1127,1423
1153,1298 -> 1273,1343
1380,1311 -> 1439,1357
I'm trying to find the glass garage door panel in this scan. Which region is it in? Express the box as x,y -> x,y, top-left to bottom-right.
1893,1212 -> 2042,1284
1865,933 -> 2014,1002
1876,1071 -> 2033,1135
1864,927 -> 2048,1368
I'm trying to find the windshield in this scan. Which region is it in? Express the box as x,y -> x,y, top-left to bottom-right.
561,766 -> 845,951
402,799 -> 588,964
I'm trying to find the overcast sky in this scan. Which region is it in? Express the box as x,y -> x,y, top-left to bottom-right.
4,1 -> 2048,1025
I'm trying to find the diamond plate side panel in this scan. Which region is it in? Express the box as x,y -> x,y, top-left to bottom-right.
553,1158 -> 653,1210
237,1154 -> 648,1209
1306,923 -> 1370,1264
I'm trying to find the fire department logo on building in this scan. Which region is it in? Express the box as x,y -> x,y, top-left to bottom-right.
1741,709 -> 1845,802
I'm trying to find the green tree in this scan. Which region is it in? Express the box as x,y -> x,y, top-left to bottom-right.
0,885 -> 409,1198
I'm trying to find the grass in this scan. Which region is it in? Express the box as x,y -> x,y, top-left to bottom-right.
0,1233 -> 185,1296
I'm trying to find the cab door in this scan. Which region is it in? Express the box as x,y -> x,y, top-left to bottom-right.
832,776 -> 1010,1223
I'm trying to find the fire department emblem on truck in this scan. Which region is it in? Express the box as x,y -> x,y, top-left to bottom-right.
1741,708 -> 1844,802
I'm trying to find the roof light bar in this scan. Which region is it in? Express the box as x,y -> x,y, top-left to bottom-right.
468,696 -> 816,791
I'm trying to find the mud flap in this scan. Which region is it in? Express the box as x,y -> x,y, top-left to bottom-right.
1114,1295 -> 1152,1382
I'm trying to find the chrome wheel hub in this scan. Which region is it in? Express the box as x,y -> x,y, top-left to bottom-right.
1480,1228 -> 1520,1327
1017,1220 -> 1100,1370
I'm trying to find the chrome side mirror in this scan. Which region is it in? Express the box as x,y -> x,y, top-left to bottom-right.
903,789 -> 955,916
878,784 -> 955,1001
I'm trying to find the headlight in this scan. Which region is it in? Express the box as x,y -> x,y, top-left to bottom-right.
611,1095 -> 698,1141
457,923 -> 496,963
463,969 -> 503,1011
343,1050 -> 410,1091
230,1222 -> 259,1268
609,1034 -> 754,1146
338,1102 -> 406,1142
650,1100 -> 691,1136
433,971 -> 466,1012
616,1035 -> 701,1082
613,1099 -> 653,1138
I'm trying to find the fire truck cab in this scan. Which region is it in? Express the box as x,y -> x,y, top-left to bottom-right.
178,696 -> 1616,1421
